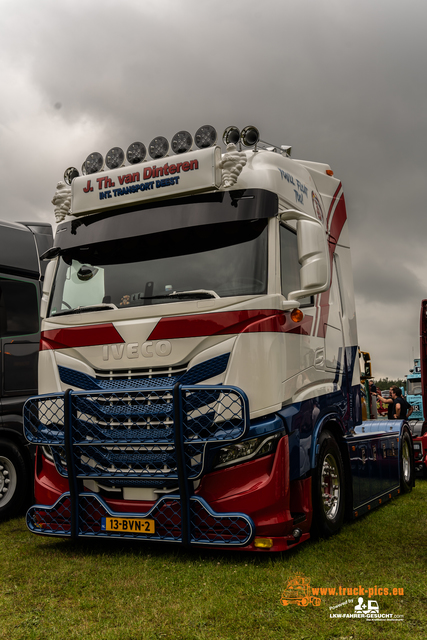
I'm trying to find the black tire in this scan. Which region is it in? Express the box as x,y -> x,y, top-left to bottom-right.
400,428 -> 414,493
0,440 -> 29,518
312,430 -> 346,537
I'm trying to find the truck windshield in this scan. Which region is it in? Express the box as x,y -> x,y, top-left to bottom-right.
48,219 -> 268,316
407,379 -> 422,396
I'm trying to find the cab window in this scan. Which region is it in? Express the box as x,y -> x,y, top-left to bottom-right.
0,277 -> 39,337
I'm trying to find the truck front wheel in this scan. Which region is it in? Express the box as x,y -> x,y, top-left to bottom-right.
312,430 -> 346,537
0,440 -> 29,518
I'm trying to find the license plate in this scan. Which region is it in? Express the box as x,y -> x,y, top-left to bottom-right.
101,517 -> 155,534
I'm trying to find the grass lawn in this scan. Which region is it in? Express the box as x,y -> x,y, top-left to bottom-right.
1,480 -> 426,640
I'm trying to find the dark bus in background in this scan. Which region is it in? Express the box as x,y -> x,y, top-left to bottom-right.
0,220 -> 53,518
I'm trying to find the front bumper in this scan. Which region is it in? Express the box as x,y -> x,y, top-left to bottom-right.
27,491 -> 255,546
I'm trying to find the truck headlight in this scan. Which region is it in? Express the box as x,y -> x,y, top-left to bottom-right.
213,431 -> 285,470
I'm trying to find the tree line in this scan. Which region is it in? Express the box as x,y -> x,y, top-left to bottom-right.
374,378 -> 406,391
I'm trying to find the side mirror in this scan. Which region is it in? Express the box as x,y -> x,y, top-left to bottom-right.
279,209 -> 330,300
359,350 -> 372,379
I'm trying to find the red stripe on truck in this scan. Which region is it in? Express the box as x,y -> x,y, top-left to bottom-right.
148,309 -> 313,340
40,324 -> 125,350
39,310 -> 313,351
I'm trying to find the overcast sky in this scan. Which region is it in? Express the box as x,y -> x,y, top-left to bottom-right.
1,0 -> 426,379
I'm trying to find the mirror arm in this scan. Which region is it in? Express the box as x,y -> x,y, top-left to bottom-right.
282,299 -> 301,310
288,281 -> 330,301
279,209 -> 318,223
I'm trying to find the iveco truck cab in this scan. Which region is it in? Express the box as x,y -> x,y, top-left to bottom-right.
24,125 -> 414,550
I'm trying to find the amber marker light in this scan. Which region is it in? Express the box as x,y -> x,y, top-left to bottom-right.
326,169 -> 334,176
290,308 -> 304,323
254,537 -> 274,549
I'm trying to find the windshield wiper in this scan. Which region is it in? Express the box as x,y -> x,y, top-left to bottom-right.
168,289 -> 219,300
51,303 -> 117,317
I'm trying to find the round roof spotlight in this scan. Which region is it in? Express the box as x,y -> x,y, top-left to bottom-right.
105,146 -> 125,170
171,130 -> 193,154
126,141 -> 146,164
241,126 -> 260,147
64,167 -> 79,186
83,152 -> 104,175
223,126 -> 240,146
148,136 -> 169,159
194,125 -> 217,149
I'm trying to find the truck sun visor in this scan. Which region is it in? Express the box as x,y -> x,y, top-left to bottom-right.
51,189 -> 278,253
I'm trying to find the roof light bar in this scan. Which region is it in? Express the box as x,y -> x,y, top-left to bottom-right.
71,124 -> 288,180
149,136 -> 169,159
171,130 -> 193,154
126,142 -> 146,164
64,167 -> 79,185
195,125 -> 217,149
222,126 -> 240,145
105,147 -> 125,170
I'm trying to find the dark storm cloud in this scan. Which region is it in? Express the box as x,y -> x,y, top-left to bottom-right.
354,254 -> 423,305
0,0 -> 426,377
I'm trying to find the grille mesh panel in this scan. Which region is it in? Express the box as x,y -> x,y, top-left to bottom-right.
58,353 -> 230,391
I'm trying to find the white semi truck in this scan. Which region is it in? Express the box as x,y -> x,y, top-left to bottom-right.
24,125 -> 413,551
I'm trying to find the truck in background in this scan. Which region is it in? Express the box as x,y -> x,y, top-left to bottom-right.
413,302 -> 427,475
24,125 -> 414,551
405,358 -> 423,421
0,220 -> 53,517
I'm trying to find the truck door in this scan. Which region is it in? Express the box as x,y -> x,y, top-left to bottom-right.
280,221 -> 315,382
0,275 -> 40,417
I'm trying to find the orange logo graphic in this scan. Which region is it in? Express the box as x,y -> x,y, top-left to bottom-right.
281,575 -> 321,607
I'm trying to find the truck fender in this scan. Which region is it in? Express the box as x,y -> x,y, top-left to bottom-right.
310,413 -> 346,470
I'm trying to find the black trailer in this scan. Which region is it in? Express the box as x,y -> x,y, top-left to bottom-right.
0,220 -> 52,517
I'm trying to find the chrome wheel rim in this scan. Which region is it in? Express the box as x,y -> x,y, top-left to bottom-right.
0,456 -> 17,508
402,439 -> 411,483
321,453 -> 340,520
